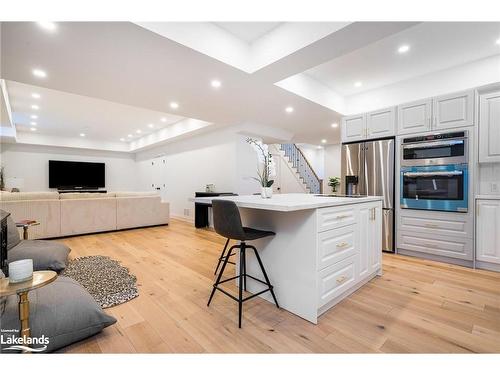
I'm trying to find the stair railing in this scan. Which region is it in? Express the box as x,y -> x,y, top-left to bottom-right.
279,144 -> 323,194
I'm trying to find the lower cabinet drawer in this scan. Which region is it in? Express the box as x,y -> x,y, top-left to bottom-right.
317,225 -> 356,270
317,206 -> 356,232
397,230 -> 473,260
317,256 -> 356,308
399,209 -> 472,238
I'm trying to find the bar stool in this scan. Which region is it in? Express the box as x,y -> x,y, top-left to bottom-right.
207,199 -> 279,328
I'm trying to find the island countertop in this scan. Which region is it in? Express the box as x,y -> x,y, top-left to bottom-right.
193,193 -> 383,212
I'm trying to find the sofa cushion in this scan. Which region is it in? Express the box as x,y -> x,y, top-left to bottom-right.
59,192 -> 116,199
6,215 -> 21,251
114,191 -> 159,197
0,276 -> 116,353
8,240 -> 70,272
0,191 -> 60,201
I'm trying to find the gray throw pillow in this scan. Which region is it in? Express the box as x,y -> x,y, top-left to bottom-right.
6,216 -> 21,251
8,240 -> 70,272
0,276 -> 116,353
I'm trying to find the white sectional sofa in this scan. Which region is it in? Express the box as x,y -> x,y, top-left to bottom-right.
0,191 -> 169,239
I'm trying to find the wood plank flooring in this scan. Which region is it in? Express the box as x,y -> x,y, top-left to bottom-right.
57,219 -> 500,353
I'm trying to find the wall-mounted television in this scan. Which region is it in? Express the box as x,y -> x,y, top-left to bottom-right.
49,160 -> 105,189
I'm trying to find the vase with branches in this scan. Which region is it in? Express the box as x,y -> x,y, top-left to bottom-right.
246,138 -> 276,198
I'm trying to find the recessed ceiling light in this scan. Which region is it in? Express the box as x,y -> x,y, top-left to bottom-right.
317,146 -> 323,149
31,93 -> 41,99
30,115 -> 38,119
32,69 -> 47,78
496,38 -> 500,45
397,44 -> 410,54
79,133 -> 85,137
136,129 -> 142,134
37,22 -> 57,31
160,117 -> 167,122
211,80 -> 221,88
354,81 -> 362,88
30,121 -> 37,126
30,127 -> 37,131
127,134 -> 132,138
170,102 -> 179,109
285,106 -> 294,113
120,138 -> 125,142
331,123 -> 339,128
148,123 -> 154,128
31,104 -> 39,110
321,139 -> 327,144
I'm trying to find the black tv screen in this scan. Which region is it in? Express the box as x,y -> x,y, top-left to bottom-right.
49,160 -> 105,189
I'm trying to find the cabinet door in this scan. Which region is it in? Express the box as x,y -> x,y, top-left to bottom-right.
433,90 -> 474,130
479,91 -> 500,163
341,114 -> 366,143
476,200 -> 500,264
358,202 -> 382,279
366,107 -> 396,139
397,99 -> 432,135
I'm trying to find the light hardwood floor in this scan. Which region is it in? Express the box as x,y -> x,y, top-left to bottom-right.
58,219 -> 500,353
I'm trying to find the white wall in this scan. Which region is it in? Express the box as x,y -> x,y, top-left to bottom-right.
323,144 -> 342,193
0,143 -> 138,191
135,128 -> 258,220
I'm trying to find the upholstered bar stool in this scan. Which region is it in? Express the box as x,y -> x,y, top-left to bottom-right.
207,200 -> 279,328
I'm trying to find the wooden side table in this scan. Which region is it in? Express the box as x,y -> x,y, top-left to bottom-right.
0,271 -> 57,353
15,220 -> 40,240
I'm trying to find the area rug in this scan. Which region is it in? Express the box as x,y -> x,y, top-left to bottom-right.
62,255 -> 139,308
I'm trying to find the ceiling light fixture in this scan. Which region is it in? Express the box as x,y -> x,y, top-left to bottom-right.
170,102 -> 179,109
496,38 -> 500,45
79,133 -> 85,137
160,117 -> 167,122
136,129 -> 142,134
127,134 -> 132,138
120,138 -> 125,142
148,124 -> 154,128
31,93 -> 41,99
354,81 -> 362,88
32,69 -> 47,78
321,139 -> 327,144
211,80 -> 221,88
317,146 -> 323,149
37,22 -> 57,31
285,106 -> 294,113
31,104 -> 39,110
30,122 -> 37,126
331,123 -> 339,128
31,115 -> 38,119
30,127 -> 37,131
397,44 -> 410,54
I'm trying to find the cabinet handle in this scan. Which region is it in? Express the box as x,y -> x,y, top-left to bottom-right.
424,243 -> 438,249
336,214 -> 349,219
370,207 -> 376,220
425,223 -> 439,228
336,242 -> 349,248
336,276 -> 347,284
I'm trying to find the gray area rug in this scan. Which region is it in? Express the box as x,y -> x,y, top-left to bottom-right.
62,255 -> 139,308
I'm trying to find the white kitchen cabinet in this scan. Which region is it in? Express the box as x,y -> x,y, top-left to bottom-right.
397,98 -> 432,135
358,202 -> 382,279
367,107 -> 396,139
341,113 -> 366,143
433,90 -> 474,130
476,199 -> 500,264
478,90 -> 500,163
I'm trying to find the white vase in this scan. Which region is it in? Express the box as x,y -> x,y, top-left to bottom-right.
261,187 -> 273,199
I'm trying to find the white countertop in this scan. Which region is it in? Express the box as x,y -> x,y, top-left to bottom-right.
193,193 -> 383,212
476,195 -> 500,200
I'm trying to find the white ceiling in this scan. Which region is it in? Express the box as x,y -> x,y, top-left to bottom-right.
7,81 -> 186,142
305,22 -> 500,97
214,22 -> 283,44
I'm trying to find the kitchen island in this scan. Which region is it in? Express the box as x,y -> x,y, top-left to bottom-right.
194,193 -> 383,324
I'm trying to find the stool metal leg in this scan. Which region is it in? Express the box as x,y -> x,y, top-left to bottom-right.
214,238 -> 230,275
208,244 -> 238,307
238,243 -> 245,328
242,244 -> 247,292
248,245 -> 280,309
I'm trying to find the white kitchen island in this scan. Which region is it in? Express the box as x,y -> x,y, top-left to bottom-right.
195,193 -> 383,324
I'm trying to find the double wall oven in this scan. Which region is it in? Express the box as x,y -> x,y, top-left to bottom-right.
400,131 -> 469,213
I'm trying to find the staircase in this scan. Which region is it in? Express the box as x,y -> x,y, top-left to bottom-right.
279,144 -> 323,194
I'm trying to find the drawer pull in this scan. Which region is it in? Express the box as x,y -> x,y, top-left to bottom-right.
424,223 -> 439,228
335,214 -> 350,219
336,276 -> 347,284
424,243 -> 439,249
336,242 -> 349,248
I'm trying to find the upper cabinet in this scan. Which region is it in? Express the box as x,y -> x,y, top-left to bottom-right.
433,90 -> 474,130
478,90 -> 500,163
397,98 -> 432,135
341,107 -> 396,143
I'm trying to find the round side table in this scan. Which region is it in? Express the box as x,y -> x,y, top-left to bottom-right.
0,270 -> 57,353
15,221 -> 40,240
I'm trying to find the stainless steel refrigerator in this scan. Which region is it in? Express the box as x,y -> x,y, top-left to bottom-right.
341,138 -> 395,252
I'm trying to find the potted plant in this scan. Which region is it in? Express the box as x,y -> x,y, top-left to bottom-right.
328,176 -> 340,193
246,138 -> 276,198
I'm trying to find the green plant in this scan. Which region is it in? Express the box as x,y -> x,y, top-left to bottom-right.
328,176 -> 340,192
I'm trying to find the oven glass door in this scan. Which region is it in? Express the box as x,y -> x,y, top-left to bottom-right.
400,164 -> 468,212
402,139 -> 465,165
